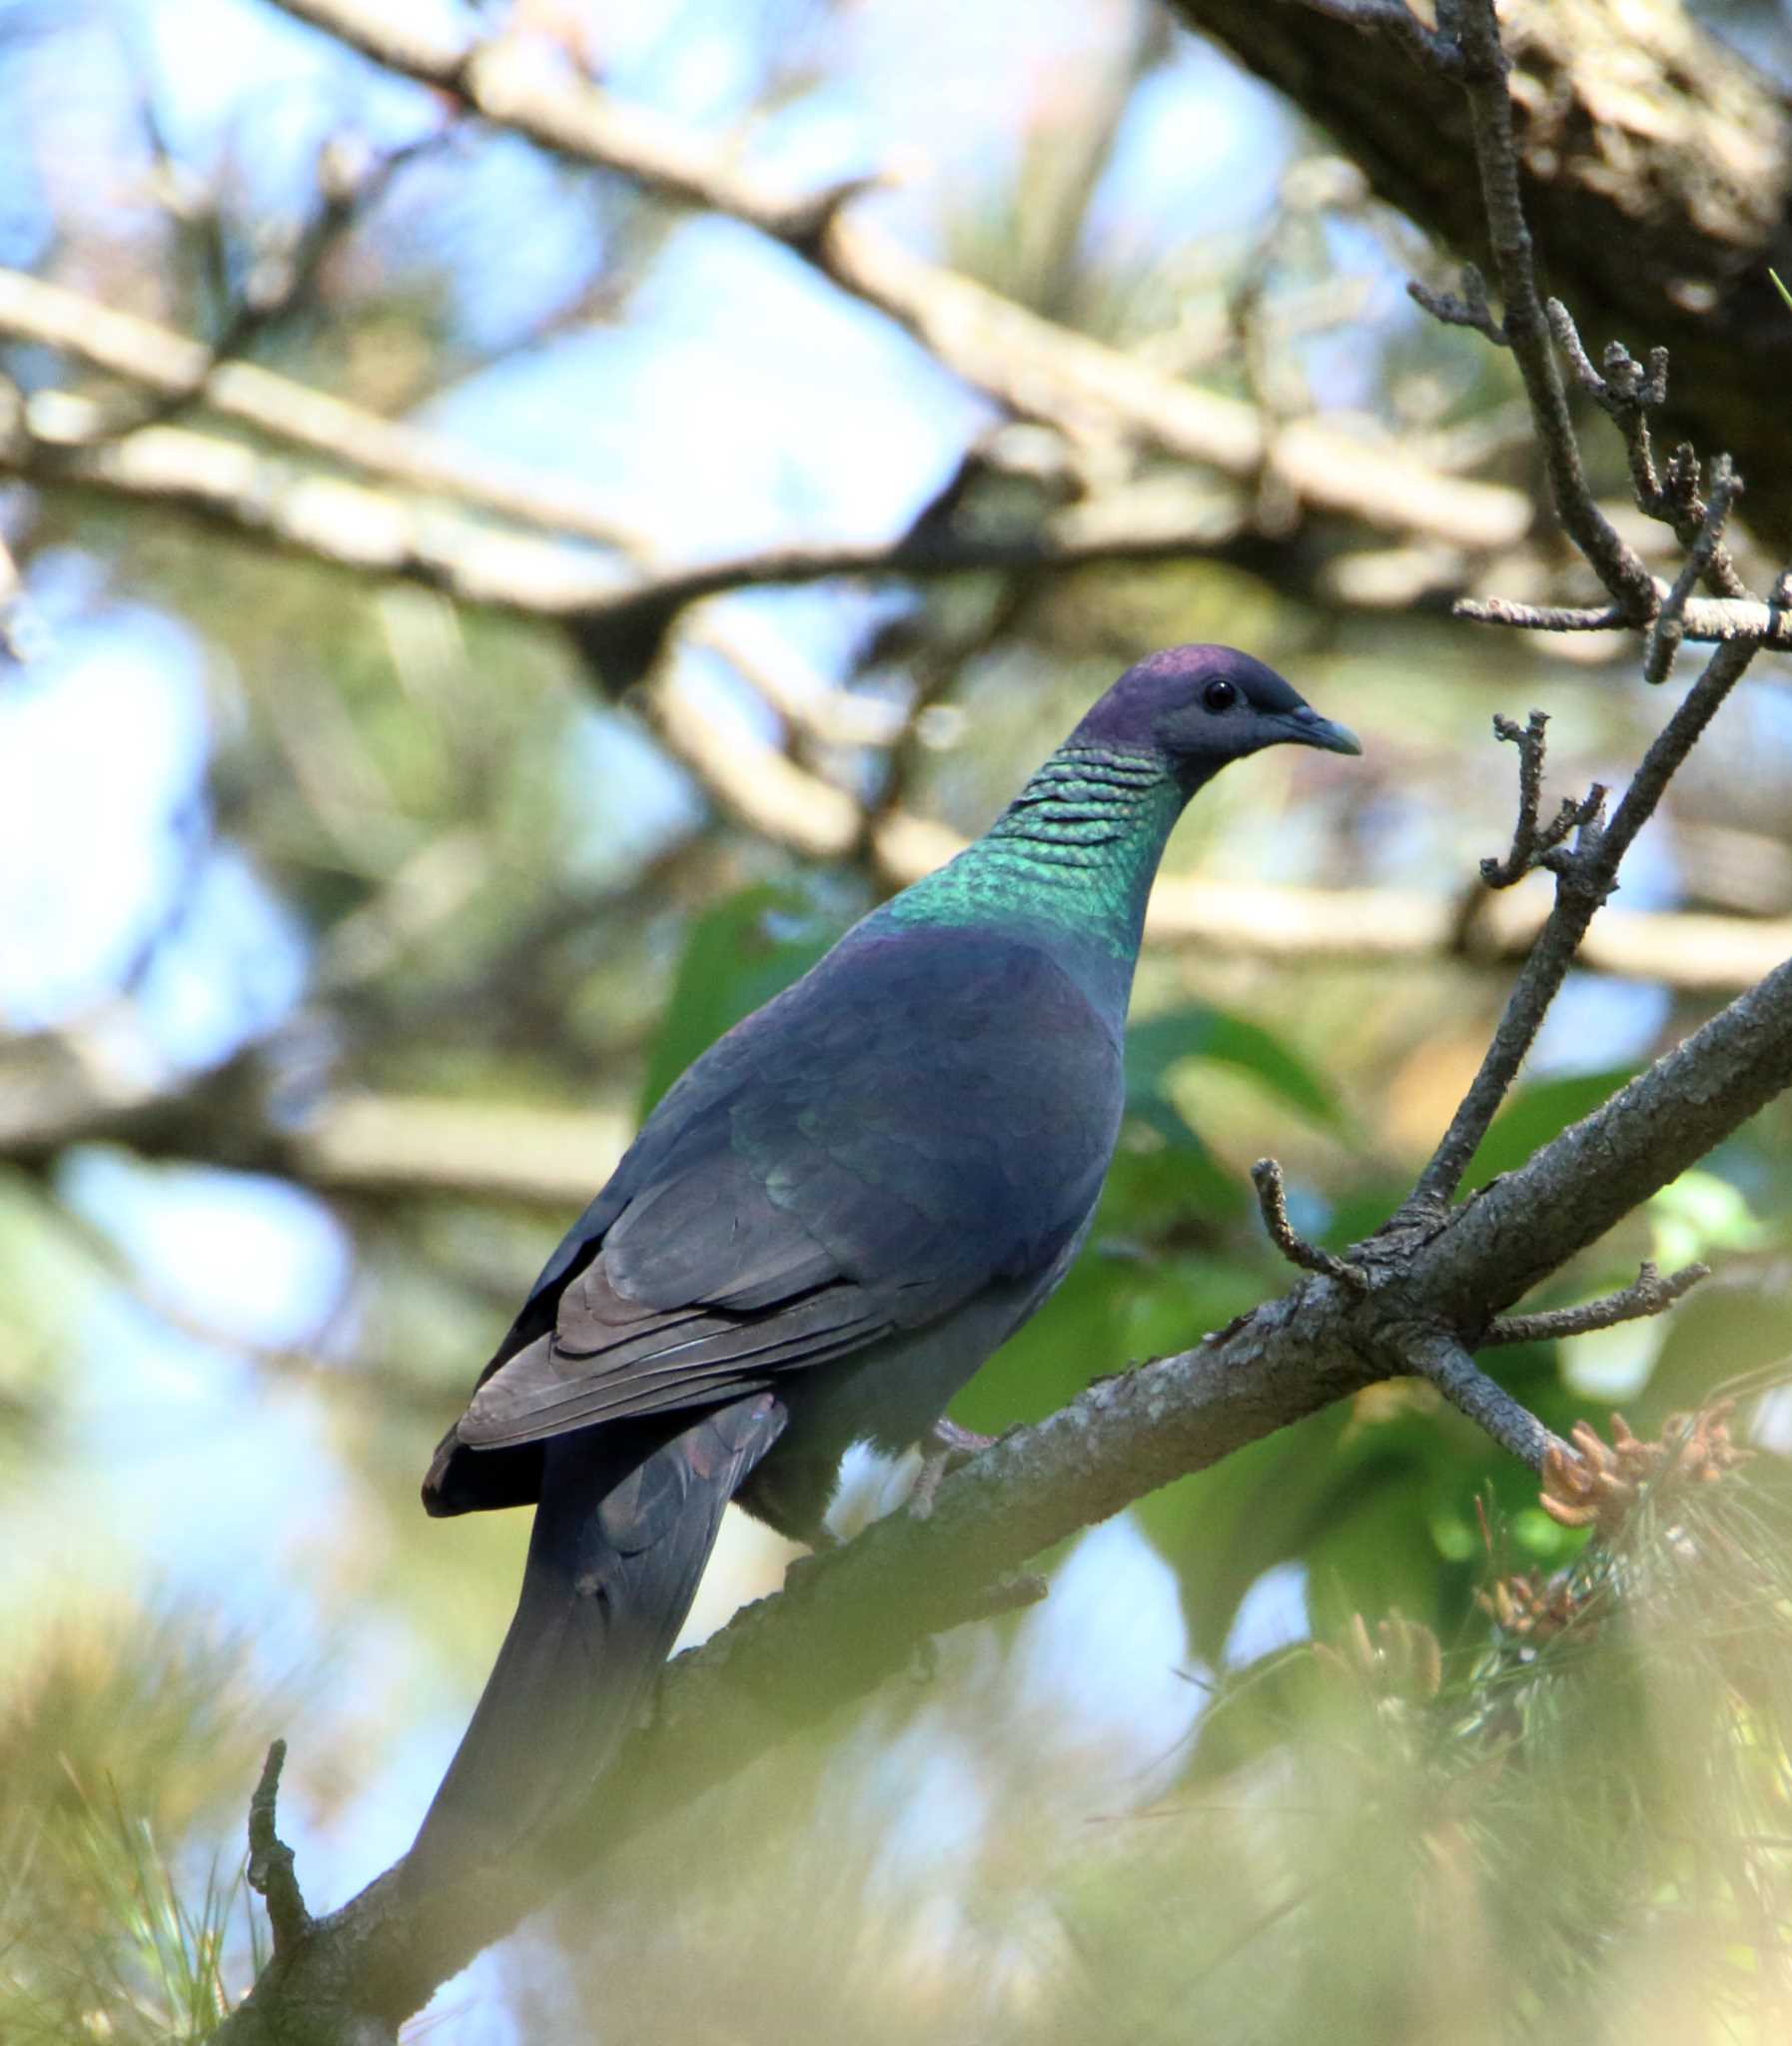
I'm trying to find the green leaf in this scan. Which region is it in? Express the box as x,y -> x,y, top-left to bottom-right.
1126,1002 -> 1343,1130
638,882 -> 842,1117
1138,1339 -> 1586,1668
1102,1126 -> 1244,1227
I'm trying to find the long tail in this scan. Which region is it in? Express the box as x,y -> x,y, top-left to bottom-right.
407,1392 -> 784,1882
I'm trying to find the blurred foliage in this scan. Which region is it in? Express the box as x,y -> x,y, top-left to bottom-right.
0,1608 -> 278,2043
1055,1456 -> 1792,2046
1,0 -> 1790,2039
509,1441 -> 1792,2046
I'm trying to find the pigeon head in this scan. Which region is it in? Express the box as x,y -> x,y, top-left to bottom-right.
1071,643 -> 1359,785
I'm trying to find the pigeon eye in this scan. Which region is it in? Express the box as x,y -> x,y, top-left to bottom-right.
1203,678 -> 1239,712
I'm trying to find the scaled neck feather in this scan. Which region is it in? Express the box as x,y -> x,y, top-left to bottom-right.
881,742 -> 1191,1016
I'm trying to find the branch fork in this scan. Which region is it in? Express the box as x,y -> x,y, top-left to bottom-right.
1406,264 -> 1503,345
1477,710 -> 1605,889
1384,0 -> 1773,654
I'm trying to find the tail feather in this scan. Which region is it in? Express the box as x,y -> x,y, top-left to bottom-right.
407,1392 -> 784,1882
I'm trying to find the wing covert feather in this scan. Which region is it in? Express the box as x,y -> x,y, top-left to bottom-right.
457,923 -> 1123,1446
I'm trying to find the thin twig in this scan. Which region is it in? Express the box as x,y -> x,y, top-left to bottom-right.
1441,0 -> 1657,621
1546,301 -> 1752,603
1251,1159 -> 1368,1291
1477,710 -> 1604,888
1642,455 -> 1742,685
1411,631 -> 1757,1211
1453,591 -> 1792,646
246,1738 -> 312,1957
1598,636 -> 1757,872
71,132 -> 443,449
1453,595 -> 1626,632
1406,264 -> 1503,343
1483,1260 -> 1710,1346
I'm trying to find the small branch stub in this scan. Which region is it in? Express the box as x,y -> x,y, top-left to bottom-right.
1251,1158 -> 1368,1291
1407,264 -> 1503,343
1484,1259 -> 1709,1346
1478,710 -> 1605,888
246,1737 -> 312,1957
1642,455 -> 1743,685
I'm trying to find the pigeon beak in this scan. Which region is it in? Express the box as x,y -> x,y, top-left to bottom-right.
1282,706 -> 1362,757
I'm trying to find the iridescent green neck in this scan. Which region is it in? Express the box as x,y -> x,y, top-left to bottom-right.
883,743 -> 1188,1012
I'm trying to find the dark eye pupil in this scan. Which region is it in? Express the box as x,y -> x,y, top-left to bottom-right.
1203,678 -> 1238,711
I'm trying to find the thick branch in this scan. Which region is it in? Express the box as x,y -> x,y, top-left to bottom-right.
0,269 -> 635,554
1175,0 -> 1792,550
252,5 -> 1530,556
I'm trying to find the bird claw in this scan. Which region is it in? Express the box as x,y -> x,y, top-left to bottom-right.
908,1419 -> 998,1520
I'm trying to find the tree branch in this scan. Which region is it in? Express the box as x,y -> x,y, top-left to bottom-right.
1475,710 -> 1604,889
0,268 -> 634,555
250,4 -> 1531,556
1545,304 -> 1753,604
1175,0 -> 1792,550
1440,0 -> 1660,622
245,1739 -> 312,1960
1375,0 -> 1780,1214
1452,591 -> 1792,645
1251,1156 -> 1367,1289
1386,1325 -> 1560,1470
1412,592 -> 1763,1216
214,937 -> 1792,2038
1483,1260 -> 1710,1346
2,405 -> 1255,621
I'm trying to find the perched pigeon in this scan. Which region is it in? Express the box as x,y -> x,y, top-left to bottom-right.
410,643 -> 1358,1876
